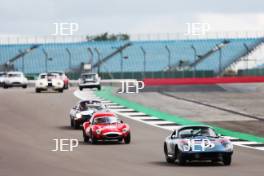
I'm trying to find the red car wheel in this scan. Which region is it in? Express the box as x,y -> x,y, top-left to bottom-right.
83,129 -> 89,143
90,131 -> 98,144
124,133 -> 131,144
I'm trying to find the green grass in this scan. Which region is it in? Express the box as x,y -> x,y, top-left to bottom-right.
96,87 -> 264,143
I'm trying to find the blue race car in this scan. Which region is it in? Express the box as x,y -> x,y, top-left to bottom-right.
164,125 -> 233,165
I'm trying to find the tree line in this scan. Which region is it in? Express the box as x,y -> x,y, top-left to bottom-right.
86,33 -> 130,41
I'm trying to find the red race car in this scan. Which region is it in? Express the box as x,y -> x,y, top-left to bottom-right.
82,112 -> 131,144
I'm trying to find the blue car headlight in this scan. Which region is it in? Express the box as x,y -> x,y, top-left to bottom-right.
224,143 -> 233,151
178,141 -> 191,152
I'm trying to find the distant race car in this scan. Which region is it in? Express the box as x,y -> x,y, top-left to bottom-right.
50,71 -> 69,89
35,73 -> 64,93
2,71 -> 28,89
0,72 -> 7,87
82,112 -> 131,144
163,125 -> 233,165
78,73 -> 101,91
69,100 -> 108,129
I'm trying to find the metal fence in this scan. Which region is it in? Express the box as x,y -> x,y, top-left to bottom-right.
238,68 -> 264,76
1,32 -> 264,80
1,31 -> 264,44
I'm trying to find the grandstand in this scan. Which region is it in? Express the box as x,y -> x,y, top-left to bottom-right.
0,35 -> 263,79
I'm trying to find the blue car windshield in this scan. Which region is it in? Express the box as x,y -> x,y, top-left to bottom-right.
79,102 -> 105,111
178,127 -> 217,138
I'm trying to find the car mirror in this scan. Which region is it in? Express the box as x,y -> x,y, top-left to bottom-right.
120,120 -> 124,123
171,135 -> 177,139
170,130 -> 177,139
217,133 -> 222,137
73,106 -> 77,110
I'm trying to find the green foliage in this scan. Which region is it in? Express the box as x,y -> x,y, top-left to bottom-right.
86,33 -> 130,41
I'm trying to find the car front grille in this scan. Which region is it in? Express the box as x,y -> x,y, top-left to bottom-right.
105,133 -> 120,138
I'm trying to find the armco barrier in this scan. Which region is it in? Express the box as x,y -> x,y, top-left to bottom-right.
143,76 -> 264,86
99,70 -> 214,80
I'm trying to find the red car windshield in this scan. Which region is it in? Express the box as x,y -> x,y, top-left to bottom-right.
93,116 -> 119,124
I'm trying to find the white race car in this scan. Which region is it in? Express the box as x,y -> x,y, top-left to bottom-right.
0,72 -> 7,87
50,71 -> 69,89
35,73 -> 64,93
78,73 -> 101,91
2,71 -> 28,89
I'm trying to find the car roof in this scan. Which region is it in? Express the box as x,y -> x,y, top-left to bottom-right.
50,71 -> 64,74
81,73 -> 97,75
47,72 -> 59,75
7,71 -> 23,74
39,72 -> 59,76
50,71 -> 64,73
92,112 -> 115,119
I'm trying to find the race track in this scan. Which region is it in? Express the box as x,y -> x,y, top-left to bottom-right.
0,88 -> 263,176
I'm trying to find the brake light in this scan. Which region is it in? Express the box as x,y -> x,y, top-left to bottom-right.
219,138 -> 229,144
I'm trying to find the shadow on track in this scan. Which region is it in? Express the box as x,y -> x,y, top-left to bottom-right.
29,91 -> 64,94
79,141 -> 127,146
57,125 -> 74,130
149,161 -> 224,167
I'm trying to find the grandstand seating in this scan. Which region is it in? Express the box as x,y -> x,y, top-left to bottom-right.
0,37 -> 263,74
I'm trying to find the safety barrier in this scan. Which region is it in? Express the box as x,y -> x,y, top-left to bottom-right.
143,76 -> 264,86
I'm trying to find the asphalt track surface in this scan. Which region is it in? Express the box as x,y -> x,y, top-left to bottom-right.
0,88 -> 264,176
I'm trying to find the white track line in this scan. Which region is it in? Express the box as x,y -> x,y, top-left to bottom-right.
145,120 -> 178,125
108,105 -> 126,108
113,108 -> 137,112
119,112 -> 148,116
255,147 -> 264,150
73,90 -> 264,152
139,117 -> 162,120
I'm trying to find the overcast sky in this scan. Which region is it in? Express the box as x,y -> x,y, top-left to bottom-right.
0,0 -> 264,36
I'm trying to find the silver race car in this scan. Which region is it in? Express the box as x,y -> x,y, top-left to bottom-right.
164,125 -> 233,165
69,100 -> 108,129
78,73 -> 101,91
